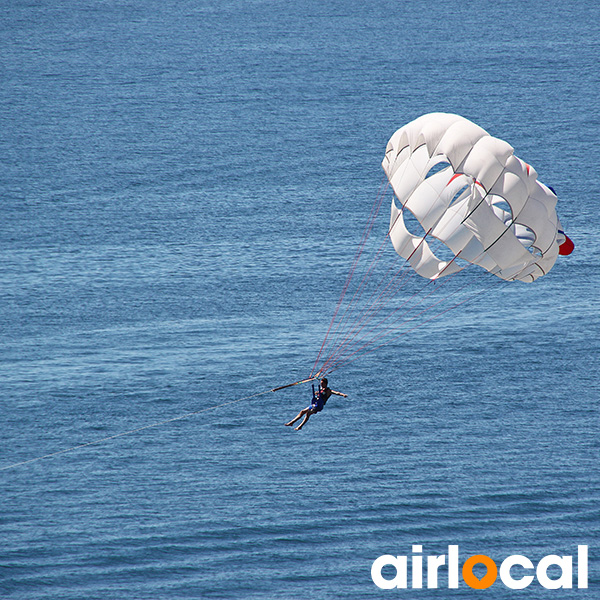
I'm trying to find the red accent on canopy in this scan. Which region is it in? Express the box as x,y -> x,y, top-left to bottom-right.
559,234 -> 574,256
447,173 -> 485,190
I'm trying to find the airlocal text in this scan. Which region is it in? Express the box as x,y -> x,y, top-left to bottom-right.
372,545 -> 588,590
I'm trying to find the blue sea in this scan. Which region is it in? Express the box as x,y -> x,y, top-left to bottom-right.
1,1 -> 599,598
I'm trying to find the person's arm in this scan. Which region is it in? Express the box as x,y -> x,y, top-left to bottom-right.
331,390 -> 347,398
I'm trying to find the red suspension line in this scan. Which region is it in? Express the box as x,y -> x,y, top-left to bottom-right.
320,274 -> 456,374
320,252 -> 485,375
318,223 -> 436,373
323,274 -> 494,375
318,265 -> 426,374
311,178 -> 388,376
316,193 -> 428,372
318,223 -> 405,367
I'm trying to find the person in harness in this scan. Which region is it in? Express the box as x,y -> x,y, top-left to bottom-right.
284,378 -> 347,431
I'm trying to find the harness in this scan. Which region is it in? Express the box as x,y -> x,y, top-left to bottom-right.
311,384 -> 326,411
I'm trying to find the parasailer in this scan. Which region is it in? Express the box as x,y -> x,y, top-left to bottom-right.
284,378 -> 347,431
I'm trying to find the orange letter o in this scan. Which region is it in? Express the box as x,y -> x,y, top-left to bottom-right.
462,554 -> 498,589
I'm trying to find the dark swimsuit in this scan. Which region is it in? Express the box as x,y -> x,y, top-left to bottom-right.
309,388 -> 329,413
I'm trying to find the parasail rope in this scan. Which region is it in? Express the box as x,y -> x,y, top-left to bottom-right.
0,377 -> 318,471
311,178 -> 389,376
313,224 -> 404,373
319,223 -> 436,370
312,180 -> 430,376
318,270 -> 432,373
323,277 -> 499,375
318,253 -> 496,376
320,271 -> 470,374
321,239 -> 474,369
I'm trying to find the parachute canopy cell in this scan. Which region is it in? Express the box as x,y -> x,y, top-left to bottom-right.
382,113 -> 572,282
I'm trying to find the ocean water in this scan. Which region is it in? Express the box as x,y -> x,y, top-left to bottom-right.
1,1 -> 599,598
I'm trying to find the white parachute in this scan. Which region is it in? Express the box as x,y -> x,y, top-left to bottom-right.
382,113 -> 571,282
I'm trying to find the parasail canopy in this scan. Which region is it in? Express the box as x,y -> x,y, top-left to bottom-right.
382,113 -> 573,283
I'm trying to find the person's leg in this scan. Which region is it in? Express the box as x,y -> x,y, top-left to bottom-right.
285,407 -> 309,426
295,411 -> 312,431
